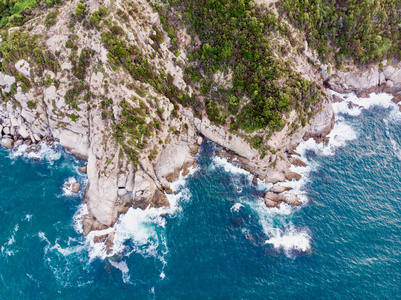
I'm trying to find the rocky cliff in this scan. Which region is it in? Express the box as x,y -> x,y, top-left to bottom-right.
0,0 -> 385,236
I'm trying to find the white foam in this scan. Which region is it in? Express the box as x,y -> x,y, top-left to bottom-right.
50,242 -> 85,256
81,165 -> 194,279
265,225 -> 312,255
331,91 -> 399,118
9,142 -> 62,163
72,203 -> 88,234
109,260 -> 131,283
230,203 -> 244,213
296,119 -> 358,157
24,214 -> 32,222
211,155 -> 250,176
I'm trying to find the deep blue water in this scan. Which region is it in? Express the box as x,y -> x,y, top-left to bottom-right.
1,94 -> 401,299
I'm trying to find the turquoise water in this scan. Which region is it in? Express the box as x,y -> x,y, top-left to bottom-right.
0,93 -> 401,299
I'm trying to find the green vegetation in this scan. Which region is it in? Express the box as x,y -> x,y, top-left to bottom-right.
156,0 -> 322,134
114,99 -> 155,168
278,0 -> 401,66
0,0 -> 63,28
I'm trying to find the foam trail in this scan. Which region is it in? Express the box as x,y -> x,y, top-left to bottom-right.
78,163 -> 196,282
9,142 -> 62,162
72,203 -> 88,234
109,260 -> 131,283
211,155 -> 251,176
383,119 -> 401,160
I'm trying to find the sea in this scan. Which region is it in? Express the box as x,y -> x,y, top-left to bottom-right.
0,92 -> 400,299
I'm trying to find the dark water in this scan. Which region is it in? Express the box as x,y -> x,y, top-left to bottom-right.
0,94 -> 401,299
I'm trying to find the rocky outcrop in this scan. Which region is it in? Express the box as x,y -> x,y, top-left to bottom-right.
0,0 -> 339,230
325,61 -> 401,99
270,185 -> 292,193
302,97 -> 335,144
264,191 -> 301,207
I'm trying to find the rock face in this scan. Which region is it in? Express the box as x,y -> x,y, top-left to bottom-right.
264,191 -> 301,207
0,138 -> 14,149
0,0 -> 356,234
270,185 -> 292,193
71,183 -> 81,193
325,61 -> 401,97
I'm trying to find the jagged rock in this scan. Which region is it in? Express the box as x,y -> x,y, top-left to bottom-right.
264,192 -> 282,202
117,174 -> 127,188
391,93 -> 401,104
196,136 -> 203,145
252,176 -> 258,185
71,183 -> 81,193
290,157 -> 307,167
348,101 -> 361,109
283,194 -> 301,206
332,94 -> 343,103
93,231 -> 115,253
152,189 -> 170,208
0,138 -> 14,149
93,234 -> 108,244
264,191 -> 301,207
15,139 -> 23,146
270,185 -> 292,193
155,141 -> 196,183
33,133 -> 41,143
118,188 -> 127,196
285,172 -> 302,181
182,168 -> 190,176
133,171 -> 157,204
82,214 -> 108,236
264,198 -> 280,208
15,60 -> 31,78
80,165 -> 87,173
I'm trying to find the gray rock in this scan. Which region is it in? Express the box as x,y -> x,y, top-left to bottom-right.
33,133 -> 41,143
118,188 -> 127,196
196,136 -> 203,145
282,194 -> 301,206
15,139 -> 23,146
80,165 -> 87,173
0,138 -> 14,149
270,185 -> 292,194
71,183 -> 81,193
264,198 -> 280,208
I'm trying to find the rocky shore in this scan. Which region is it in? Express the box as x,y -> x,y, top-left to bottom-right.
2,0 -> 401,248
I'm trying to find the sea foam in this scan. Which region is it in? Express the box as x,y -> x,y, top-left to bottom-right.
75,164 -> 195,282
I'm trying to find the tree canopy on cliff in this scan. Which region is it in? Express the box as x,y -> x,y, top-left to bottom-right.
157,0 -> 322,139
277,0 -> 401,67
0,0 -> 62,28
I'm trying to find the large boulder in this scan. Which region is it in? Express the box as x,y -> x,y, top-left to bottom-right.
270,185 -> 292,193
0,138 -> 14,149
71,183 -> 81,193
264,191 -> 301,207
